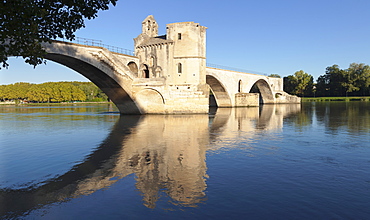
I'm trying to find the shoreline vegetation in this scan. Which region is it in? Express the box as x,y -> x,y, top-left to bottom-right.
0,82 -> 109,104
282,63 -> 370,98
0,101 -> 113,105
302,97 -> 370,102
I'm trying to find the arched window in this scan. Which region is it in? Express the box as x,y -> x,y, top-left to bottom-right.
143,64 -> 150,78
238,80 -> 242,93
127,61 -> 138,77
178,63 -> 182,74
149,56 -> 154,66
155,66 -> 162,77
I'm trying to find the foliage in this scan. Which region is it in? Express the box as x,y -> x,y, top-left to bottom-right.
283,75 -> 297,94
0,81 -> 108,103
302,97 -> 370,102
71,82 -> 108,101
284,63 -> 370,97
345,63 -> 370,96
26,82 -> 86,102
316,65 -> 346,96
283,70 -> 313,97
315,63 -> 370,97
0,0 -> 117,69
268,74 -> 281,78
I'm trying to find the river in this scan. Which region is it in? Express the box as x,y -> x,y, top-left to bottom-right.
0,102 -> 369,219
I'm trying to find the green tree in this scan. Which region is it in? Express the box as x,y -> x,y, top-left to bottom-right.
284,70 -> 314,97
59,82 -> 86,102
0,82 -> 33,101
316,74 -> 329,97
26,84 -> 43,102
12,82 -> 33,100
0,85 -> 6,101
294,70 -> 313,97
345,63 -> 370,96
72,81 -> 108,101
316,63 -> 370,97
283,75 -> 297,95
325,65 -> 346,96
268,74 -> 281,78
0,0 -> 117,69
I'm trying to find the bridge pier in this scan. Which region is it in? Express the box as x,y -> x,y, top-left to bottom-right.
235,93 -> 260,107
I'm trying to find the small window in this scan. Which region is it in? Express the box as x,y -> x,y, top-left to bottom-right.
178,63 -> 182,73
178,33 -> 182,40
143,64 -> 149,78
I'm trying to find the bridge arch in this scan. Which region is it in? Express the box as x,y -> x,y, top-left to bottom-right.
43,41 -> 142,114
206,75 -> 232,107
249,79 -> 274,103
134,88 -> 165,113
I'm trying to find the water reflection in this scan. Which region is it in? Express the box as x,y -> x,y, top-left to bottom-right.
313,102 -> 370,134
0,104 -> 301,218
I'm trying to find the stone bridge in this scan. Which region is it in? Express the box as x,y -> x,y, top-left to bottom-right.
42,15 -> 299,114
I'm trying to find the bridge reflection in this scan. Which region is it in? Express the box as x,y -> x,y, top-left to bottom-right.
0,105 -> 300,218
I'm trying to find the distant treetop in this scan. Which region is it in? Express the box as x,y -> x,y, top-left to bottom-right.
268,74 -> 281,78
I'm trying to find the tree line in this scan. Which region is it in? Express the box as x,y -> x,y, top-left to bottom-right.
282,63 -> 370,97
0,81 -> 108,103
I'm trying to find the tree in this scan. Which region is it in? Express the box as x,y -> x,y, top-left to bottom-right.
293,70 -> 313,97
11,82 -> 33,100
345,63 -> 370,96
71,81 -> 108,101
0,0 -> 117,69
284,70 -> 313,97
325,65 -> 346,96
316,63 -> 370,97
25,82 -> 86,102
283,75 -> 297,95
342,64 -> 360,96
316,74 -> 329,97
0,81 -> 106,103
268,74 -> 281,78
0,85 -> 7,101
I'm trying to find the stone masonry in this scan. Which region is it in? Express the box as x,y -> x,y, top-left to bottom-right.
42,15 -> 300,114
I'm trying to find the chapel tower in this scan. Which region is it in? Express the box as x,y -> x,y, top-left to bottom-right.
133,15 -> 209,114
134,15 -> 207,89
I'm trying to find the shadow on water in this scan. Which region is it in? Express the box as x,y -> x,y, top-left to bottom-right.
0,115 -> 142,218
0,104 -> 302,219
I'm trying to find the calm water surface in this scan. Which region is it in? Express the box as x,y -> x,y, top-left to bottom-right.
0,102 -> 369,219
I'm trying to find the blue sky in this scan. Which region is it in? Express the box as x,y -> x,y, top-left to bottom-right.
1,0 -> 369,85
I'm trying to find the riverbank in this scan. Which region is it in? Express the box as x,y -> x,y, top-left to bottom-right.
0,101 -> 113,105
302,97 -> 370,102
